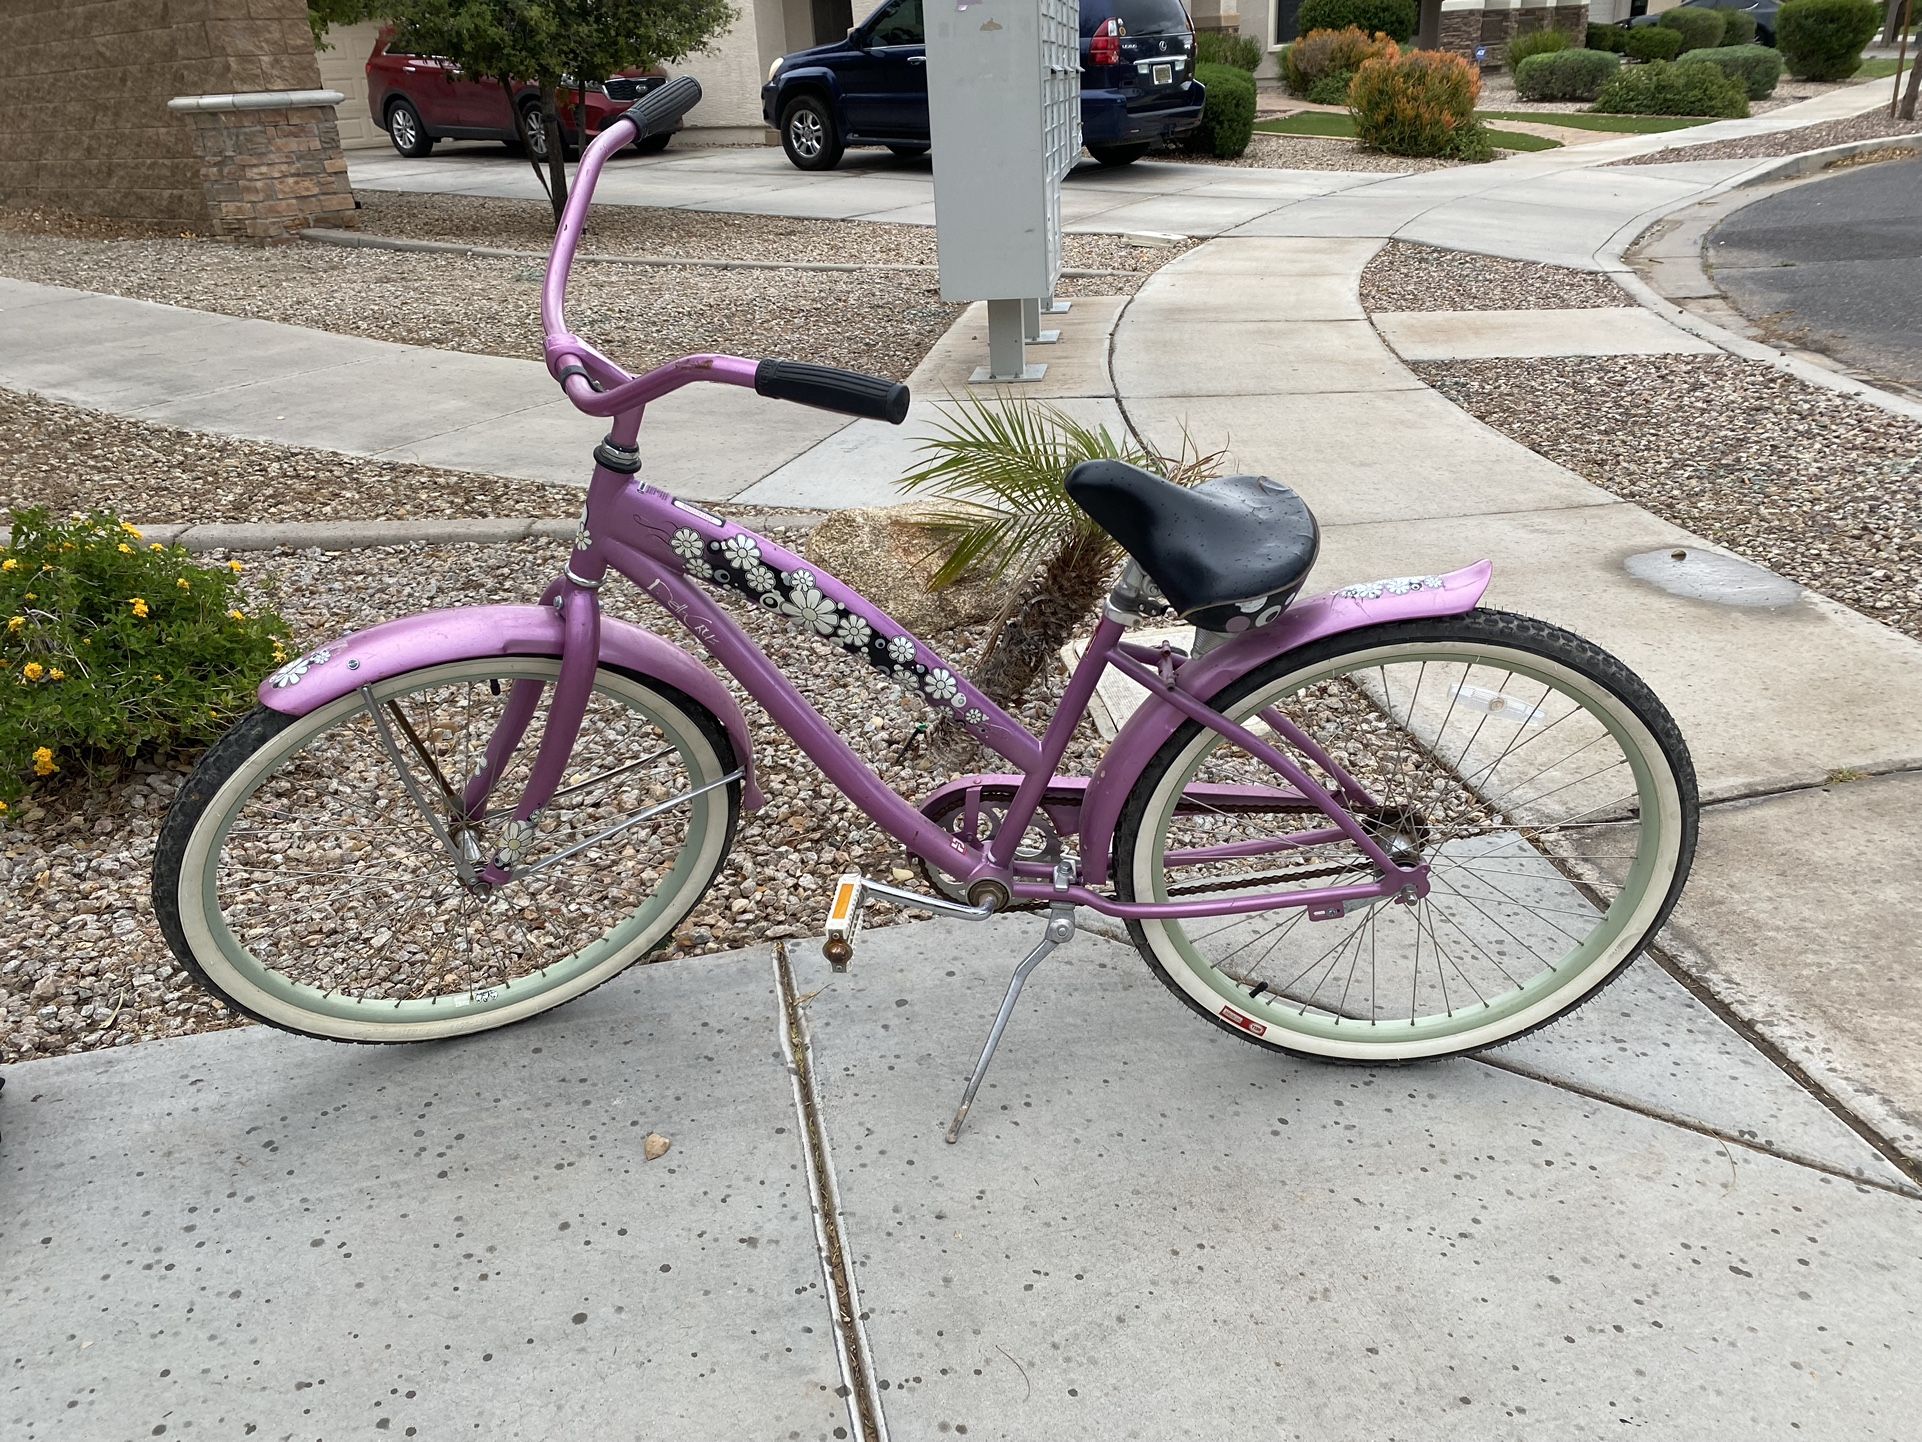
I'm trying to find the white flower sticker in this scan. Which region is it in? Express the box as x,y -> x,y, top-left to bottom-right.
923,668 -> 958,703
781,586 -> 839,635
787,568 -> 817,591
834,614 -> 873,650
1338,575 -> 1445,601
721,535 -> 761,569
743,563 -> 779,597
964,707 -> 985,726
886,635 -> 916,664
670,528 -> 705,562
268,646 -> 332,689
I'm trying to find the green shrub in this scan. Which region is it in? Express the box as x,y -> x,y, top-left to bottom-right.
1515,47 -> 1623,99
1657,5 -> 1729,50
1595,56 -> 1750,113
1297,0 -> 1418,43
1197,30 -> 1265,71
1184,62 -> 1258,156
1349,47 -> 1492,159
1624,24 -> 1687,59
1719,9 -> 1759,44
1588,22 -> 1629,51
1776,0 -> 1879,79
1505,26 -> 1571,67
1306,70 -> 1358,102
1679,41 -> 1784,96
1284,25 -> 1399,94
0,510 -> 290,807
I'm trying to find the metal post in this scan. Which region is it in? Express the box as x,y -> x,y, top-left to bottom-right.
974,298 -> 1046,383
1021,296 -> 1061,345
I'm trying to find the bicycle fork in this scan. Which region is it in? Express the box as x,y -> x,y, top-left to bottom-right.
823,859 -> 1077,1144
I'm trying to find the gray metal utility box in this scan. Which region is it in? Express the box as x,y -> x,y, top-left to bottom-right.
926,0 -> 1081,305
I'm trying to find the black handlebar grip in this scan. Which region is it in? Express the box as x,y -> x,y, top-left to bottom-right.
623,75 -> 702,141
755,360 -> 911,425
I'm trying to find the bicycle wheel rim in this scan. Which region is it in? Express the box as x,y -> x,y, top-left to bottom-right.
1130,636 -> 1686,1057
174,659 -> 730,1039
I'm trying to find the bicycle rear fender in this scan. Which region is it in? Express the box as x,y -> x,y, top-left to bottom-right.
1077,561 -> 1492,885
256,604 -> 763,810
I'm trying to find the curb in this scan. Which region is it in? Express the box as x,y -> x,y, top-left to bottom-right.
1603,138 -> 1922,426
0,511 -> 829,554
1591,132 -> 1922,426
300,227 -> 1141,278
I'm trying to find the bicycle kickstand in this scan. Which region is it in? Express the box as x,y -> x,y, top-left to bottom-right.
945,861 -> 1077,1145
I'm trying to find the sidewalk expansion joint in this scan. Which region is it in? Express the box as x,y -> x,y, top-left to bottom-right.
1643,939 -> 1922,1192
774,941 -> 888,1442
1474,1049 -> 1920,1200
1698,764 -> 1922,814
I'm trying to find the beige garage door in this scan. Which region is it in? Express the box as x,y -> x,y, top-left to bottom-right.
316,21 -> 386,149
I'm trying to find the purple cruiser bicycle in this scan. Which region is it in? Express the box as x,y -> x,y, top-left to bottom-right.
154,80 -> 1698,1141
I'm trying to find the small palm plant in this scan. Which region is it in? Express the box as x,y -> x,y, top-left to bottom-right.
897,393 -> 1220,754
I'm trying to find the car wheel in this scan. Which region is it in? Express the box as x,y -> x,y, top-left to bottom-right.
1088,143 -> 1150,167
521,103 -> 579,161
634,131 -> 672,155
885,142 -> 929,158
780,95 -> 843,171
386,99 -> 434,158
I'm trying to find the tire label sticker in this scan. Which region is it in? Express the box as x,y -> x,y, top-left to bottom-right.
1219,1004 -> 1266,1038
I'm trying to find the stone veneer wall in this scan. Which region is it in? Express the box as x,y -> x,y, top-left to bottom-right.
1439,0 -> 1589,62
0,0 -> 354,237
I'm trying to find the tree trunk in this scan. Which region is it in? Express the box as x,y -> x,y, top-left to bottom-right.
538,79 -> 570,228
1884,0 -> 1906,45
925,532 -> 1114,769
1902,44 -> 1921,117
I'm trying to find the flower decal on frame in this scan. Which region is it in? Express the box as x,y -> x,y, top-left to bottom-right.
721,535 -> 762,569
670,529 -> 706,563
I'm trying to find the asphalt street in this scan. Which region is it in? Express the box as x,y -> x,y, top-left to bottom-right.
1708,152 -> 1922,393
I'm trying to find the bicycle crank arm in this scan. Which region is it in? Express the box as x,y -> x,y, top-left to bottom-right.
821,871 -> 996,971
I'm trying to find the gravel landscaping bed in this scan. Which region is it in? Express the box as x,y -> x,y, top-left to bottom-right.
1416,353 -> 1922,641
0,223 -> 960,382
1612,111 -> 1922,166
347,189 -> 1182,278
0,388 -> 586,526
1,535 -> 1097,1063
1360,240 -> 1631,312
1162,132 -> 1453,172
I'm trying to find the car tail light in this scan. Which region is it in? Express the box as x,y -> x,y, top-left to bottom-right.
1090,18 -> 1124,66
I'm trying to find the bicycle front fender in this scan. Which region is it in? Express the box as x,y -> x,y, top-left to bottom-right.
1076,561 -> 1492,885
256,604 -> 763,810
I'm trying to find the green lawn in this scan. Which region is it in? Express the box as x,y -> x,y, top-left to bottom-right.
1854,56 -> 1909,81
1252,112 -> 1562,151
1474,109 -> 1717,133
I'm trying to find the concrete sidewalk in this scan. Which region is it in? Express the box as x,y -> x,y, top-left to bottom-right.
5,920 -> 1916,1439
346,79 -> 1894,261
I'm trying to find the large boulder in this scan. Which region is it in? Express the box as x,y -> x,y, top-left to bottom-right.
801,506 -> 1006,637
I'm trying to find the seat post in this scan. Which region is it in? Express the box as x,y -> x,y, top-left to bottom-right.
1103,560 -> 1159,623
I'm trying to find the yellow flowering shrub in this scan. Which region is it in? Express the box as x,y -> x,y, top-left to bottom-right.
0,509 -> 289,806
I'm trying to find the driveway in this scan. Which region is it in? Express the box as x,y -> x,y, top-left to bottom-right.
1706,153 -> 1922,395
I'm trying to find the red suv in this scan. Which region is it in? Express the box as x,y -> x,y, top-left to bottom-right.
365,29 -> 679,159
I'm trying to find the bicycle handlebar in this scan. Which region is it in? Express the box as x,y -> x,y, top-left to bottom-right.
624,74 -> 703,142
541,75 -> 911,429
755,360 -> 910,424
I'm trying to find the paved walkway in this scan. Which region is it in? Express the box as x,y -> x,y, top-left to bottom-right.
8,80 -> 1922,1437
347,79 -> 1892,262
7,920 -> 1918,1439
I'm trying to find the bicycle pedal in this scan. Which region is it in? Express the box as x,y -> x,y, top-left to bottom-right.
822,873 -> 865,972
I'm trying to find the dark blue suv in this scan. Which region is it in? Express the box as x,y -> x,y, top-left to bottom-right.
762,0 -> 1205,171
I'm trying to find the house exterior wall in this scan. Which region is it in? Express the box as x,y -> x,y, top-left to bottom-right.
0,0 -> 353,235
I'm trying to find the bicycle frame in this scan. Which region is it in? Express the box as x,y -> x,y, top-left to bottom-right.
258,105 -> 1493,926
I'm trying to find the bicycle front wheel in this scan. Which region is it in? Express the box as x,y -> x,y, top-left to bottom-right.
1114,609 -> 1696,1061
154,657 -> 740,1043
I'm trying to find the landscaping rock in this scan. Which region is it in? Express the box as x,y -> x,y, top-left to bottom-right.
802,506 -> 1007,635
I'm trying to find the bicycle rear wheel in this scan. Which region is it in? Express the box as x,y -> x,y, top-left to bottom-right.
1114,609 -> 1696,1060
154,657 -> 740,1042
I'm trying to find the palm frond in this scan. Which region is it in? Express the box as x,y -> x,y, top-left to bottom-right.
895,391 -> 1150,589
